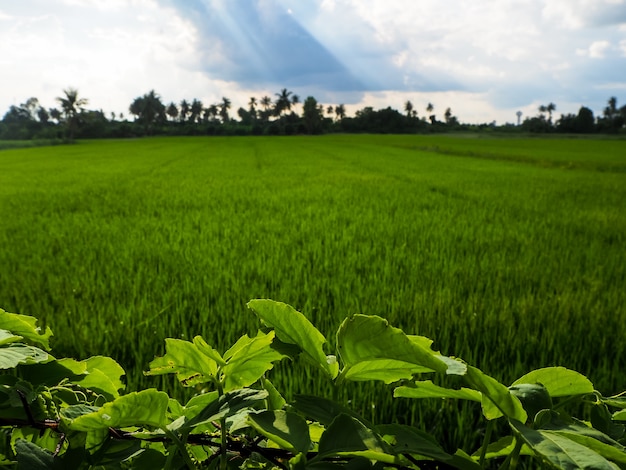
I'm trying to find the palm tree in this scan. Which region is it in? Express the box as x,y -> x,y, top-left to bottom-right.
260,96 -> 272,121
207,104 -> 219,122
291,94 -> 300,116
335,104 -> 346,121
219,97 -> 231,123
179,99 -> 190,122
190,99 -> 203,123
326,105 -> 334,116
56,88 -> 88,141
274,88 -> 293,117
248,97 -> 258,120
404,100 -> 414,117
546,102 -> 556,124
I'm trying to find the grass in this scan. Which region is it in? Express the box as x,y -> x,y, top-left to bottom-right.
1,134 -> 625,449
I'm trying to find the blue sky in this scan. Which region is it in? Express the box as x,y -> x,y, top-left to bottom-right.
1,0 -> 625,123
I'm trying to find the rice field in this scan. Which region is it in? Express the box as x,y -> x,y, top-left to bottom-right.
1,134 -> 625,449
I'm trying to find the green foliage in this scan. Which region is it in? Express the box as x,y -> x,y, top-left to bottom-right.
2,300 -> 626,469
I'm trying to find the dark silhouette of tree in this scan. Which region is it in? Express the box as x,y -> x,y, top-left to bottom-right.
166,102 -> 179,121
207,104 -> 219,122
302,96 -> 324,134
190,99 -> 203,124
219,97 -> 231,123
248,97 -> 257,120
129,90 -> 166,134
404,100 -> 414,117
49,108 -> 62,124
335,104 -> 346,121
426,102 -> 435,123
179,99 -> 190,122
56,88 -> 88,141
274,89 -> 293,117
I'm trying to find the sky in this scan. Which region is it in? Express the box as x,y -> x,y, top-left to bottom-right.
1,0 -> 625,124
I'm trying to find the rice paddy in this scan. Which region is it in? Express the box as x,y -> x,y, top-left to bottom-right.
1,134 -> 624,449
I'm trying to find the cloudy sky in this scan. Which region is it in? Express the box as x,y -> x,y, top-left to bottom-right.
1,0 -> 625,124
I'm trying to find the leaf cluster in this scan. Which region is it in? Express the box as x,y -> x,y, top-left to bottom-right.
1,301 -> 625,469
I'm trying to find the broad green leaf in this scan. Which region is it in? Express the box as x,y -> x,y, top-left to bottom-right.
555,433 -> 626,465
145,338 -> 218,387
184,388 -> 268,430
14,439 -> 54,470
465,366 -> 527,422
17,358 -> 86,386
344,359 -> 434,384
513,367 -> 594,397
247,410 -> 311,453
471,435 -> 533,460
613,410 -> 626,421
540,415 -> 626,456
336,315 -> 466,382
511,420 -> 617,470
0,329 -> 22,346
316,414 -> 395,464
262,378 -> 286,411
0,309 -> 53,350
222,331 -> 286,391
247,300 -> 336,379
293,394 -> 371,427
377,424 -> 451,460
394,380 -> 482,401
67,389 -> 169,431
82,356 -> 125,393
0,343 -> 51,369
193,336 -> 226,366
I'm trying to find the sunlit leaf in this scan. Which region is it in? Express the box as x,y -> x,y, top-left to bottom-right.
247,300 -> 336,379
145,338 -> 218,387
0,343 -> 51,369
336,315 -> 466,382
248,410 -> 311,453
394,380 -> 481,401
222,331 -> 285,391
66,389 -> 169,431
0,309 -> 53,350
465,366 -> 527,422
513,367 -> 594,397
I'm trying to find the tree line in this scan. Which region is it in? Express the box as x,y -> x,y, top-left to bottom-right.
1,87 -> 625,141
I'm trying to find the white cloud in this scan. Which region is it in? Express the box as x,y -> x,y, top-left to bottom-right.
577,40 -> 612,58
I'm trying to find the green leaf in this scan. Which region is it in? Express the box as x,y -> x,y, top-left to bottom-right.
511,420 -> 617,470
0,309 -> 53,350
377,424 -> 451,460
0,343 -> 51,369
262,378 -> 286,411
184,388 -> 268,430
292,394 -> 371,427
66,389 -> 169,431
81,356 -> 125,394
222,331 -> 286,391
513,367 -> 594,397
193,336 -> 226,366
0,329 -> 23,347
471,435 -> 533,460
465,366 -> 527,422
344,359 -> 434,384
247,299 -> 336,379
336,315 -> 466,383
316,414 -> 396,464
247,410 -> 311,453
15,439 -> 55,470
394,380 -> 482,401
145,338 -> 218,387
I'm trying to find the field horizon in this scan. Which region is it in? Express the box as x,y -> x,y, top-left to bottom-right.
1,134 -> 625,447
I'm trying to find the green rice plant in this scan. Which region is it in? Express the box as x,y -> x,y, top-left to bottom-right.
0,135 -> 624,450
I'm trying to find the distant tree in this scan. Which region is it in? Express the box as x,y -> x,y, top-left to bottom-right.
190,99 -> 203,123
274,89 -> 293,117
166,102 -> 179,122
49,108 -> 62,124
129,90 -> 166,134
546,103 -> 556,124
426,102 -> 435,123
444,107 -> 452,123
248,97 -> 257,120
219,97 -> 231,123
179,99 -> 190,122
302,96 -> 324,134
326,105 -> 334,117
207,104 -> 219,122
56,88 -> 88,141
599,96 -> 624,132
37,107 -> 50,124
404,100 -> 414,118
291,94 -> 300,115
335,104 -> 346,121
